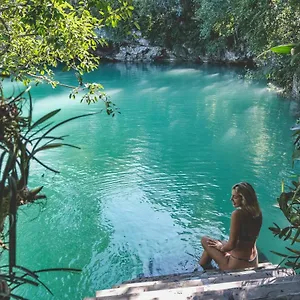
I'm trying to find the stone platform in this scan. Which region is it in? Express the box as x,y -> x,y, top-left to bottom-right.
84,262 -> 299,299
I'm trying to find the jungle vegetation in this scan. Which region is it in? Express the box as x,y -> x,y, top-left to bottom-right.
129,0 -> 300,93
0,0 -> 300,298
0,0 -> 133,298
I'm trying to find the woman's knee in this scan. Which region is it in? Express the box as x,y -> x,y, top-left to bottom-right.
201,236 -> 209,247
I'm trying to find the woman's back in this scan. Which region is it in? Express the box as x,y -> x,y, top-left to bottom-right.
232,209 -> 262,260
238,210 -> 262,244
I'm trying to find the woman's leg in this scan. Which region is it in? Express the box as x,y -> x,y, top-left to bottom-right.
199,249 -> 213,269
200,236 -> 230,270
199,237 -> 213,268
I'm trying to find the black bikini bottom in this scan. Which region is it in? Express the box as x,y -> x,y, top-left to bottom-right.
229,252 -> 257,263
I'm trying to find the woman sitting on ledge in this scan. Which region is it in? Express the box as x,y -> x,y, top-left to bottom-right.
199,182 -> 262,271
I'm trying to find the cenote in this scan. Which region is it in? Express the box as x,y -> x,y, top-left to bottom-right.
12,63 -> 298,299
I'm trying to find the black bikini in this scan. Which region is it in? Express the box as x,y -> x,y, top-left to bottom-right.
230,212 -> 262,263
230,253 -> 258,263
239,213 -> 261,241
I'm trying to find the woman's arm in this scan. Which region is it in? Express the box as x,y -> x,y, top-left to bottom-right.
219,210 -> 241,252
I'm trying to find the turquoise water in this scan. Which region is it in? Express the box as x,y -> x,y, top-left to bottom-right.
10,63 -> 298,299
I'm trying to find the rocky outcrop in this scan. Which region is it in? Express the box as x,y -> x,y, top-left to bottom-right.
95,42 -> 182,63
114,45 -> 173,62
94,32 -> 299,100
95,35 -> 254,66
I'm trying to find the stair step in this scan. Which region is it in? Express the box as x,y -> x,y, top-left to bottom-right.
96,267 -> 294,298
120,262 -> 275,286
269,292 -> 300,300
191,276 -> 300,300
119,263 -> 281,288
92,275 -> 300,300
94,274 -> 300,300
226,276 -> 300,300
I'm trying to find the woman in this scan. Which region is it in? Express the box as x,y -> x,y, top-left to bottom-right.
199,182 -> 262,270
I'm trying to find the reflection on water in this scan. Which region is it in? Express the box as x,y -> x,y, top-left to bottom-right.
13,63 -> 296,299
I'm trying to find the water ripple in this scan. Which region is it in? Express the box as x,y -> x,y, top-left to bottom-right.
14,63 -> 297,300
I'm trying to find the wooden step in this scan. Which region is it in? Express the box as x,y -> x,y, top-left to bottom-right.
96,276 -> 300,300
188,276 -> 300,300
96,267 -> 294,298
94,274 -> 300,300
120,262 -> 275,286
268,292 -> 300,300
121,262 -> 278,286
214,276 -> 300,300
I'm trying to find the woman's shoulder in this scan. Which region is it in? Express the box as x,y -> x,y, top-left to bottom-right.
231,209 -> 243,218
232,209 -> 256,219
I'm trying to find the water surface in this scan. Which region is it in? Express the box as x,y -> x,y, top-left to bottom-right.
13,63 -> 297,299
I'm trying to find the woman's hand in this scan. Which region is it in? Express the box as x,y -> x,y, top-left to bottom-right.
207,239 -> 223,251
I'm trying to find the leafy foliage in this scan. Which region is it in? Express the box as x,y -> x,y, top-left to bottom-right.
268,118 -> 300,271
192,0 -> 300,89
0,85 -> 103,298
132,0 -> 198,49
116,0 -> 300,91
270,180 -> 300,271
0,0 -> 133,104
193,0 -> 300,53
0,0 -> 133,298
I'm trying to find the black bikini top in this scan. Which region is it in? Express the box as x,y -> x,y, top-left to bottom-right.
239,211 -> 262,242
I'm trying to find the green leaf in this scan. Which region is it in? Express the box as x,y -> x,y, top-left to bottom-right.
34,143 -> 80,154
278,193 -> 290,213
33,267 -> 81,274
292,149 -> 300,160
270,250 -> 290,258
27,122 -> 54,140
285,261 -> 300,269
30,109 -> 61,131
0,272 -> 39,287
291,181 -> 299,188
30,135 -> 69,143
0,151 -> 7,174
12,265 -> 39,280
269,225 -> 280,235
284,228 -> 293,241
286,247 -> 300,255
292,228 -> 300,245
30,155 -> 60,174
0,152 -> 16,188
279,227 -> 290,239
290,214 -> 300,226
270,44 -> 295,54
32,112 -> 98,153
134,21 -> 140,30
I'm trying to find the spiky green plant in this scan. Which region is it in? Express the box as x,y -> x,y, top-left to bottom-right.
269,122 -> 300,272
269,183 -> 300,271
267,42 -> 300,272
0,84 -> 112,299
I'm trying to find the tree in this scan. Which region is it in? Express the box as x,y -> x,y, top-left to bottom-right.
269,120 -> 300,271
0,0 -> 133,298
132,0 -> 198,49
191,0 -> 300,89
1,0 -> 134,89
268,43 -> 300,272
